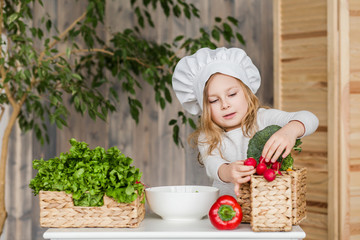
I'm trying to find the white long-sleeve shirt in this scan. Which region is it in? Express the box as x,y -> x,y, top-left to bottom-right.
198,108 -> 319,198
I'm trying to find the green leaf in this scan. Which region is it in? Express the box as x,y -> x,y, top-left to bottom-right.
80,103 -> 86,114
169,119 -> 177,125
8,13 -> 19,24
128,97 -> 141,123
88,109 -> 96,120
110,88 -> 119,101
190,4 -> 200,18
173,5 -> 181,17
188,118 -> 196,129
135,7 -> 145,28
37,28 -> 44,40
236,33 -> 246,45
74,168 -> 85,178
125,185 -> 134,195
183,7 -> 190,19
46,19 -> 52,32
211,29 -> 220,42
30,27 -> 37,37
144,10 -> 155,27
172,125 -> 179,145
160,0 -> 170,17
223,23 -> 233,42
66,47 -> 71,59
143,0 -> 151,7
72,73 -> 82,80
174,35 -> 184,42
164,88 -> 172,103
227,16 -> 238,26
215,17 -> 222,23
160,98 -> 165,109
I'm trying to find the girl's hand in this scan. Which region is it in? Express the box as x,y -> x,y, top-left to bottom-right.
261,121 -> 305,163
218,160 -> 256,197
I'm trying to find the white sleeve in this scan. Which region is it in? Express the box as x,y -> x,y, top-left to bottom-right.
258,108 -> 319,137
197,135 -> 228,183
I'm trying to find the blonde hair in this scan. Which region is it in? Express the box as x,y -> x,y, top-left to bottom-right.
188,74 -> 261,165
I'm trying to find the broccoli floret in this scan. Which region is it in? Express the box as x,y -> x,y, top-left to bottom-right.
246,125 -> 302,170
247,125 -> 281,162
280,154 -> 293,171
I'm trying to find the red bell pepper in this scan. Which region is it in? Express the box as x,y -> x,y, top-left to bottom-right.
208,195 -> 243,230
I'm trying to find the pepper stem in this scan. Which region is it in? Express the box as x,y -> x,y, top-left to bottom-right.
218,205 -> 236,222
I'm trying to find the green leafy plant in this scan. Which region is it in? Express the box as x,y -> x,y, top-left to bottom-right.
0,0 -> 245,233
30,138 -> 144,206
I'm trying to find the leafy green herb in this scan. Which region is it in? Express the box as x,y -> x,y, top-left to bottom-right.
29,138 -> 144,206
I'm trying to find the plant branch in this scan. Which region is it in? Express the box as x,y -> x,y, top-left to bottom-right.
126,56 -> 167,71
32,9 -> 88,97
168,41 -> 191,62
48,11 -> 87,52
45,48 -> 170,72
46,48 -> 114,61
38,10 -> 87,63
1,79 -> 16,108
0,102 -> 21,235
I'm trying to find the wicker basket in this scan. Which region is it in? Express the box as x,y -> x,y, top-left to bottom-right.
288,168 -> 307,224
237,168 -> 307,230
39,191 -> 145,228
238,182 -> 251,222
251,174 -> 292,232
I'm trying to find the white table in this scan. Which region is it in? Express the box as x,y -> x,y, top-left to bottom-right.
43,213 -> 306,240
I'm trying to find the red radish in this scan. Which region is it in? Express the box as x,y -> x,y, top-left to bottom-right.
271,162 -> 283,175
263,169 -> 276,182
259,156 -> 271,166
244,158 -> 257,168
271,161 -> 281,170
256,162 -> 267,175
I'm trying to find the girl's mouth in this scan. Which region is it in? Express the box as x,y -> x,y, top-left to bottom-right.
223,112 -> 236,119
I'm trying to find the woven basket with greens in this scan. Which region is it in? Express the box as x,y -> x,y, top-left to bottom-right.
29,138 -> 144,206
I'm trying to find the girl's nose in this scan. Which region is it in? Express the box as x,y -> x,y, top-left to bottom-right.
221,99 -> 230,110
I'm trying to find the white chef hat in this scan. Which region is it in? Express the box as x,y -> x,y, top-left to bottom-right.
172,47 -> 261,115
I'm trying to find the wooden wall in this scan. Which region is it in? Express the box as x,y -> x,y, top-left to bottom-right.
349,0 -> 360,238
1,1 -> 274,240
274,0 -> 328,239
275,0 -> 360,239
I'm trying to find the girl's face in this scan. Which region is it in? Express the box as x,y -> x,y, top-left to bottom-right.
206,73 -> 248,132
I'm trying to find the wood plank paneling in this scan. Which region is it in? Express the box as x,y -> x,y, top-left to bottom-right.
274,0 -> 329,239
350,0 -> 360,239
277,0 -> 360,239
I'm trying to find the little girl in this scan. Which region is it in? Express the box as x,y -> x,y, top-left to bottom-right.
172,47 -> 319,198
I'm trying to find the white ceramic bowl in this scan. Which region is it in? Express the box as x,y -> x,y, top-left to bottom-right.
145,185 -> 219,221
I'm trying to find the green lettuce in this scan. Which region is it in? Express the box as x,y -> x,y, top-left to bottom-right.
29,138 -> 144,206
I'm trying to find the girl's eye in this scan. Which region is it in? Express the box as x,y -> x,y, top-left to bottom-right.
209,99 -> 218,104
229,92 -> 237,97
